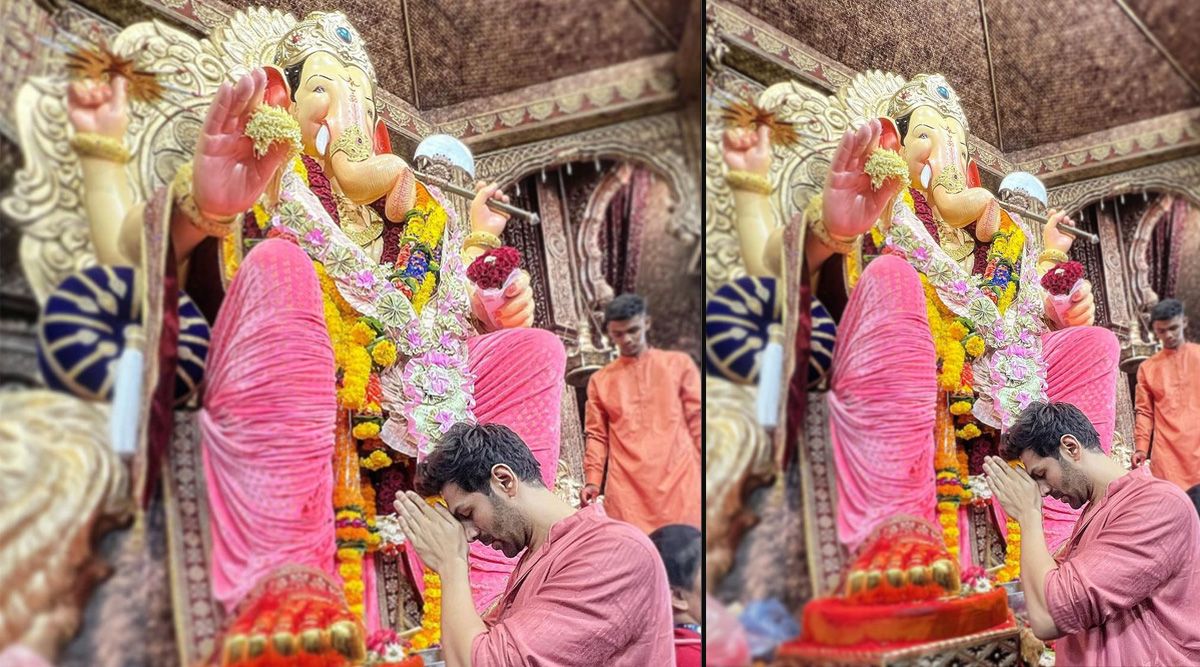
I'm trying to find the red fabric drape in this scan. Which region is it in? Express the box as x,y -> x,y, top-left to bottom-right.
1148,195 -> 1189,301
602,166 -> 652,295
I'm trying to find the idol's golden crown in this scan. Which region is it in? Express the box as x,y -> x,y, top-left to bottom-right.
273,11 -> 375,82
887,74 -> 968,132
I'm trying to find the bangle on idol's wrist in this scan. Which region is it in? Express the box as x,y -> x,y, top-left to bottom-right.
464,230 -> 502,252
70,133 -> 131,163
726,170 -> 773,195
171,162 -> 241,237
1038,248 -> 1069,265
805,193 -> 859,255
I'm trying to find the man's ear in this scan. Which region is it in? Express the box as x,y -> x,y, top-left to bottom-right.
491,464 -> 518,498
1060,434 -> 1083,462
670,588 -> 688,613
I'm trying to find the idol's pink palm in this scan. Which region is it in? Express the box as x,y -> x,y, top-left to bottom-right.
193,68 -> 292,219
823,119 -> 905,238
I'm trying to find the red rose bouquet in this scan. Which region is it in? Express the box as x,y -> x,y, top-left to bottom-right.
467,246 -> 522,328
1040,260 -> 1085,327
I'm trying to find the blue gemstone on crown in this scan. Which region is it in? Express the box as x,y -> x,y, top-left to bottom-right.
937,85 -> 950,99
336,26 -> 352,43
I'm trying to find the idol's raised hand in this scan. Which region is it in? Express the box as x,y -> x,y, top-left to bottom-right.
67,76 -> 129,139
822,119 -> 905,239
722,124 -> 772,176
193,68 -> 293,220
470,181 -> 512,236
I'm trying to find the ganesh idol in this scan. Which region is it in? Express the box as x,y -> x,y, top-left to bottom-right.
717,74 -> 1119,573
54,9 -> 566,658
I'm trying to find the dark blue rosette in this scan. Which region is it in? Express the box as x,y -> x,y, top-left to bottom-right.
37,265 -> 210,406
704,276 -> 837,389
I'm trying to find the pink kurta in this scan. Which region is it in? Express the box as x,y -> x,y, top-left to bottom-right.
1046,468 -> 1200,666
471,503 -> 675,666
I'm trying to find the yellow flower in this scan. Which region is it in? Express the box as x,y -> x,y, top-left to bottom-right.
352,421 -> 381,440
360,448 -> 392,470
349,321 -> 376,346
956,423 -> 982,440
371,339 -> 397,367
292,155 -> 309,185
222,235 -> 241,281
869,224 -> 884,248
998,281 -> 1018,314
964,335 -> 985,358
947,321 -> 968,341
412,273 -> 437,314
949,400 -> 973,416
938,341 -> 965,392
252,202 -> 270,230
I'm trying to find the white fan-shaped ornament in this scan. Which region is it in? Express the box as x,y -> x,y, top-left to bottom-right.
998,171 -> 1049,207
415,134 -> 476,180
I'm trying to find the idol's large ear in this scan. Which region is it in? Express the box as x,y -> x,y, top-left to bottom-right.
966,158 -> 982,189
878,117 -> 901,152
373,118 -> 392,155
263,65 -> 291,108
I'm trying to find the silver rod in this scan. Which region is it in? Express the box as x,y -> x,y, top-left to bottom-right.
414,171 -> 540,225
1000,203 -> 1099,244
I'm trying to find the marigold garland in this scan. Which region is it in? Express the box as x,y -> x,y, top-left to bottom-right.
391,184 -> 447,315
934,393 -> 963,562
996,515 -> 1022,583
411,496 -> 445,650
362,475 -> 382,552
956,423 -> 982,440
909,198 -> 1034,581
333,409 -> 368,619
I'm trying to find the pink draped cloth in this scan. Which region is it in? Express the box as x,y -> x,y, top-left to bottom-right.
1046,468 -> 1200,666
829,256 -> 1119,555
200,238 -> 564,617
828,255 -> 938,551
406,327 -> 567,613
471,503 -> 674,666
199,239 -> 338,612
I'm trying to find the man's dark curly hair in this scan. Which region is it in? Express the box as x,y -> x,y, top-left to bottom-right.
1001,401 -> 1101,460
648,524 -> 701,592
1150,298 -> 1185,323
604,293 -> 646,326
415,422 -> 545,496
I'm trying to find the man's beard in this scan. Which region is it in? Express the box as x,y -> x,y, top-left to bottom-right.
487,495 -> 527,558
1058,459 -> 1090,509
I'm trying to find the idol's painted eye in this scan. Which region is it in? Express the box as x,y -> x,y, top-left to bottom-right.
919,133 -> 929,140
313,85 -> 326,94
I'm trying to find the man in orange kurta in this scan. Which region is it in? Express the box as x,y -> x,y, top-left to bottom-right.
1133,299 -> 1200,490
581,294 -> 702,533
